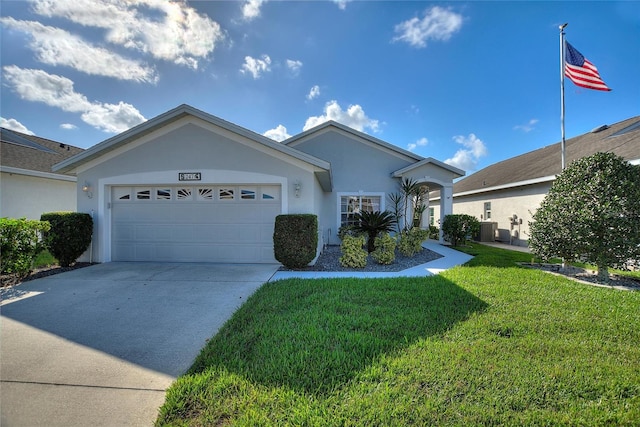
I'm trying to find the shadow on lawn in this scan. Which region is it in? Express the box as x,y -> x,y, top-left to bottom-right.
188,276 -> 487,396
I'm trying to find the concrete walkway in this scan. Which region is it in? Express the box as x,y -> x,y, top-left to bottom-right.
270,240 -> 473,281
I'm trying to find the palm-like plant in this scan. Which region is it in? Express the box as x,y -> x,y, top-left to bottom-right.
354,210 -> 397,253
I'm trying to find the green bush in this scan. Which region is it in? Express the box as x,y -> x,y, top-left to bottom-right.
337,224 -> 364,240
397,227 -> 429,257
442,214 -> 480,247
339,235 -> 367,268
1,218 -> 51,279
428,225 -> 439,240
371,233 -> 396,265
41,212 -> 93,267
273,214 -> 318,269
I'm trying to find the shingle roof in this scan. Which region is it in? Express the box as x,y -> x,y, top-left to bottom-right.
453,116 -> 640,195
1,128 -> 84,176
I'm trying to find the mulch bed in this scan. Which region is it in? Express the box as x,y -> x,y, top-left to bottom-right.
520,263 -> 640,291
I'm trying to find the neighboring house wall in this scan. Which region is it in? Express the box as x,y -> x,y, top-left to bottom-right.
444,183 -> 551,246
1,169 -> 77,219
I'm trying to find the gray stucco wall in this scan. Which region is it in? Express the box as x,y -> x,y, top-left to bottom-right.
291,130 -> 416,245
75,121 -> 321,262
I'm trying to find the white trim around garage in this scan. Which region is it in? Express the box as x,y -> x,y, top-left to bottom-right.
96,169 -> 288,262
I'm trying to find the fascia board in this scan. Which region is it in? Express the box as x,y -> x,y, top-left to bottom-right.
392,157 -> 465,178
1,166 -> 77,182
54,104 -> 330,174
430,175 -> 557,201
286,121 -> 423,163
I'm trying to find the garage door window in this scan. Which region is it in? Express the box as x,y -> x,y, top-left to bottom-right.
177,188 -> 192,200
261,186 -> 280,200
156,188 -> 171,200
113,186 -> 280,203
136,188 -> 151,200
219,188 -> 234,200
197,188 -> 213,201
241,188 -> 256,200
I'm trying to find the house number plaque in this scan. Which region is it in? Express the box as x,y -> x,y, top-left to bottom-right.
179,172 -> 201,181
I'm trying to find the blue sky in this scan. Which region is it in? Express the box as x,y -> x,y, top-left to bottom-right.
1,1 -> 638,174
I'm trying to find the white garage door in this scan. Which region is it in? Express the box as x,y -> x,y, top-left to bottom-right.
111,185 -> 281,263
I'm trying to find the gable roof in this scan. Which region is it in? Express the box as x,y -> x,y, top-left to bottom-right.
392,156 -> 465,179
284,120 -> 424,163
1,127 -> 84,178
52,104 -> 332,189
453,116 -> 640,196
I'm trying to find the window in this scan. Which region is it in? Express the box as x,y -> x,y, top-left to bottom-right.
261,186 -> 280,201
156,188 -> 171,200
219,188 -> 234,200
340,195 -> 381,227
177,188 -> 192,200
484,202 -> 492,220
136,188 -> 151,200
197,188 -> 213,201
429,207 -> 435,225
240,187 -> 256,200
113,187 -> 131,200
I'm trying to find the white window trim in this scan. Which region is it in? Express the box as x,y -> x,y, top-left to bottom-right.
336,192 -> 385,230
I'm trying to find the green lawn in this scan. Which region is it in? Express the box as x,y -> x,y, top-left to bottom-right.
156,243 -> 640,426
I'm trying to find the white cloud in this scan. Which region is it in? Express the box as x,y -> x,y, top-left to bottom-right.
263,124 -> 291,142
444,133 -> 487,171
60,123 -> 78,130
333,0 -> 351,10
1,17 -> 157,83
307,85 -> 320,100
286,59 -> 303,76
407,137 -> 428,152
393,6 -> 463,48
31,0 -> 224,69
3,65 -> 146,133
1,117 -> 34,135
240,55 -> 271,79
242,0 -> 266,21
303,100 -> 379,133
514,118 -> 539,132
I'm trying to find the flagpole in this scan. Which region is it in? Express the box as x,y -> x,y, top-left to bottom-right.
559,23 -> 568,170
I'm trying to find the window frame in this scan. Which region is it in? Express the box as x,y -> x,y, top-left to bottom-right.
337,192 -> 385,229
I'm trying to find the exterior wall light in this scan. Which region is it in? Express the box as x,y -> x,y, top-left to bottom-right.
294,180 -> 301,198
82,182 -> 93,198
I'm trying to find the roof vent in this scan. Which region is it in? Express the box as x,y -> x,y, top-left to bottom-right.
591,124 -> 609,133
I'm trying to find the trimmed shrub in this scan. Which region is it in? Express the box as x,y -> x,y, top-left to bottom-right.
442,214 -> 480,247
397,227 -> 429,257
339,235 -> 367,268
338,224 -> 364,240
41,212 -> 93,267
1,218 -> 50,280
273,214 -> 318,269
428,225 -> 439,240
371,233 -> 396,265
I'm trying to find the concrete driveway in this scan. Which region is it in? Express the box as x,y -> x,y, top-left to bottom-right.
1,262 -> 278,426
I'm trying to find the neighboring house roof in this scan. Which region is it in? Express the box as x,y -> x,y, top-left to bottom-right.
452,116 -> 640,197
53,104 -> 333,190
1,127 -> 84,180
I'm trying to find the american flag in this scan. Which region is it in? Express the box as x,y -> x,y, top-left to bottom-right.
564,41 -> 611,91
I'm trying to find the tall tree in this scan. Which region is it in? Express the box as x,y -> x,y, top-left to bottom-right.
529,152 -> 640,282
